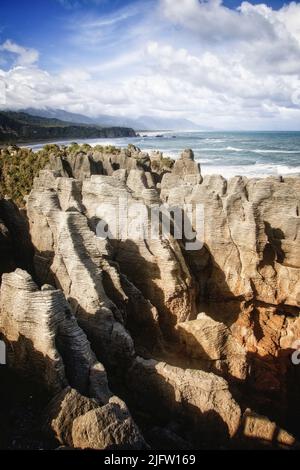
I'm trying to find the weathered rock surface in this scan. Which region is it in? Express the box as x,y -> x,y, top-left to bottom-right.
71,396 -> 146,450
128,357 -> 241,444
1,145 -> 299,449
238,409 -> 297,449
0,269 -> 110,400
46,387 -> 146,449
164,174 -> 300,307
173,149 -> 202,177
161,163 -> 300,429
82,175 -> 197,331
28,170 -> 196,340
160,149 -> 202,201
47,144 -> 152,181
26,174 -> 136,368
46,387 -> 99,445
176,313 -> 248,381
0,270 -> 146,449
22,166 -> 243,445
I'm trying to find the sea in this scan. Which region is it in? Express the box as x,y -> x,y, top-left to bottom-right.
26,130 -> 300,179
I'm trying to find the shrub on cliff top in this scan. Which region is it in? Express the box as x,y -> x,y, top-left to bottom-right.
151,156 -> 174,172
161,157 -> 174,169
103,145 -> 120,155
0,145 -> 55,207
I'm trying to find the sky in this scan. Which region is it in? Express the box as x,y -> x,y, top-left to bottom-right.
0,0 -> 300,130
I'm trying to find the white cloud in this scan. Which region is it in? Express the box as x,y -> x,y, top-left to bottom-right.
0,40 -> 39,66
161,0 -> 275,42
145,41 -> 300,105
0,1 -> 300,129
57,0 -> 104,9
161,0 -> 300,73
66,2 -> 149,48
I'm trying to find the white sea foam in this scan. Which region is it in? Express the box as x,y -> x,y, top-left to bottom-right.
198,146 -> 300,154
275,164 -> 300,174
252,149 -> 300,154
198,147 -> 245,152
225,146 -> 244,152
201,162 -> 300,179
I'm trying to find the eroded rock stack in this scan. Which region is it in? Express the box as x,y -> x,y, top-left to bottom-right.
161,163 -> 300,427
0,145 -> 299,449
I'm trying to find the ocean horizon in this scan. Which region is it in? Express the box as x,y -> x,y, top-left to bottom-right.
26,130 -> 300,179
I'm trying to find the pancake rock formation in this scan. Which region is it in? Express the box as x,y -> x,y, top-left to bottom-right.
0,145 -> 299,449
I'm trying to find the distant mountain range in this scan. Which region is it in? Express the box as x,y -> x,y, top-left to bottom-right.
0,111 -> 136,144
23,108 -> 203,131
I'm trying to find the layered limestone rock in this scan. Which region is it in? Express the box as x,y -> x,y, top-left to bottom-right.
0,269 -> 110,400
0,270 -> 146,449
45,387 -> 100,444
23,168 -> 246,445
47,151 -> 103,180
160,164 -> 300,429
226,300 -> 300,419
0,270 -> 241,447
71,396 -> 146,450
163,173 -> 300,307
81,175 -> 197,331
128,358 -> 241,444
26,173 -> 136,368
46,388 -> 146,450
1,146 -> 299,449
176,313 -> 248,381
27,172 -> 163,358
160,149 -> 203,201
126,169 -> 155,196
238,409 -> 296,449
173,149 -> 201,177
46,145 -> 152,181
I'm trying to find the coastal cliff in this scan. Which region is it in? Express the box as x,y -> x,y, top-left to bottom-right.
0,111 -> 136,144
0,144 -> 299,449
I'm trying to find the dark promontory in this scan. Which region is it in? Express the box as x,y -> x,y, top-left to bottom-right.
0,111 -> 136,144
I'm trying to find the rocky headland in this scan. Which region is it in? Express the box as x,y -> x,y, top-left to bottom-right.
0,111 -> 136,144
0,143 -> 299,450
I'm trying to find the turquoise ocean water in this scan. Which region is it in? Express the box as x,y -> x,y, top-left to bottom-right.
27,131 -> 300,179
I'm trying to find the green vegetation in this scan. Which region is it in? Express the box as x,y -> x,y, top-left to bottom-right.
151,160 -> 160,171
65,143 -> 121,157
103,145 -> 121,155
161,157 -> 174,169
93,145 -> 104,152
0,146 -> 51,207
0,143 -> 122,207
0,141 -> 170,208
151,156 -> 174,172
0,111 -> 136,144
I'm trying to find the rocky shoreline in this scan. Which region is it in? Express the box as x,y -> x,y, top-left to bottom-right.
0,144 -> 299,449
